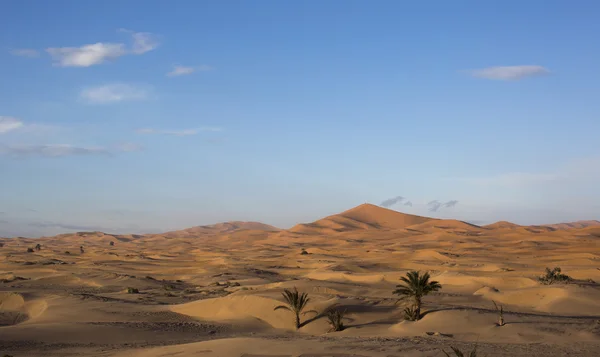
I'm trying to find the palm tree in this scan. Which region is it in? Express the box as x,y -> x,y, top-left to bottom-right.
273,287 -> 316,329
393,270 -> 441,321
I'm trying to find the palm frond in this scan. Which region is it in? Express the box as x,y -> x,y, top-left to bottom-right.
302,309 -> 318,316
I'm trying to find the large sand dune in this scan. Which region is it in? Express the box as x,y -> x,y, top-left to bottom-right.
1,203 -> 600,356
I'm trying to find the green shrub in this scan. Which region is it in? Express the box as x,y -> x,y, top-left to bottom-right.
538,267 -> 572,285
127,287 -> 139,294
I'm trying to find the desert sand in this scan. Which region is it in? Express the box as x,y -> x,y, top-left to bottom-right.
1,203 -> 600,356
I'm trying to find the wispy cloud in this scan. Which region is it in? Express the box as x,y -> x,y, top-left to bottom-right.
450,158 -> 600,188
136,127 -> 222,136
167,64 -> 213,77
428,200 -> 459,212
0,143 -> 141,158
467,65 -> 550,80
28,221 -> 107,231
129,31 -> 160,54
444,200 -> 459,208
9,48 -> 40,58
451,172 -> 558,187
0,117 -> 24,133
380,196 -> 405,208
46,30 -> 159,67
0,117 -> 60,136
114,142 -> 144,152
404,201 -> 413,207
80,83 -> 149,104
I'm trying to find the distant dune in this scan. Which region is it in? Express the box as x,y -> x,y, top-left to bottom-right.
542,220 -> 600,230
161,221 -> 280,238
288,203 -> 434,235
484,221 -> 522,229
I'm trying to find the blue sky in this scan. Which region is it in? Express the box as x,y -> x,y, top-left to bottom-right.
1,1 -> 600,236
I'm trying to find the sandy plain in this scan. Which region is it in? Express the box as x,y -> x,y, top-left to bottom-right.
1,203 -> 600,356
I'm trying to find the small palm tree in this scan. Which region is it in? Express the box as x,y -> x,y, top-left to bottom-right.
325,307 -> 347,332
274,287 -> 316,329
393,270 -> 441,321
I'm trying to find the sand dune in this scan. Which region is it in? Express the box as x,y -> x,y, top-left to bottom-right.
1,203 -> 600,356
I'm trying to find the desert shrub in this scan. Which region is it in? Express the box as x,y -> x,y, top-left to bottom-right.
35,243 -> 41,251
163,284 -> 176,291
442,345 -> 478,357
403,306 -> 419,321
64,251 -> 70,254
109,241 -> 115,246
127,287 -> 139,294
26,247 -> 34,253
80,246 -> 84,254
300,248 -> 308,255
538,267 -> 572,285
274,287 -> 317,329
0,242 -> 4,247
393,270 -> 441,321
325,307 -> 347,332
492,300 -> 505,326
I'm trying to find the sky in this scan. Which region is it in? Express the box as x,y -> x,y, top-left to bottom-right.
1,0 -> 600,237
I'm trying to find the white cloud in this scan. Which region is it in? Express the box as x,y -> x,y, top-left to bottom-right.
9,48 -> 40,58
47,43 -> 127,67
0,117 -> 24,133
46,30 -> 159,67
467,65 -> 550,80
130,31 -> 159,54
167,64 -> 213,77
136,127 -> 222,136
0,143 -> 142,158
80,83 -> 148,104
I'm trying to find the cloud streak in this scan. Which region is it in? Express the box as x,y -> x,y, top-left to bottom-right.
136,127 -> 222,136
46,30 -> 158,67
9,48 -> 40,58
80,83 -> 149,104
467,65 -> 550,80
449,157 -> 600,188
0,117 -> 24,133
450,172 -> 559,187
167,64 -> 213,77
0,143 -> 141,158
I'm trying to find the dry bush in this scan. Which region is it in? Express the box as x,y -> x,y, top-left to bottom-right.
538,267 -> 572,285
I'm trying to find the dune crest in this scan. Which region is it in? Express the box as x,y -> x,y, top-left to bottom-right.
289,203 -> 434,234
